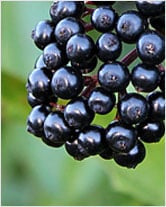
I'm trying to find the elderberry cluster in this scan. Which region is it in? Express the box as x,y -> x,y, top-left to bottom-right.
26,1 -> 165,168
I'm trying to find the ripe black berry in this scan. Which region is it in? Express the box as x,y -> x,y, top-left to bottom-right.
66,33 -> 95,63
51,66 -> 83,99
116,10 -> 147,43
113,140 -> 146,168
27,105 -> 50,137
159,71 -> 165,92
44,111 -> 73,144
96,32 -> 122,62
50,1 -> 85,24
54,17 -> 84,47
43,42 -> 68,70
34,54 -> 47,68
131,63 -> 160,92
31,20 -> 55,50
64,96 -> 94,129
98,62 -> 130,92
91,7 -> 117,32
147,91 -> 165,121
137,120 -> 165,143
106,120 -> 137,153
88,87 -> 116,114
26,68 -> 53,101
118,93 -> 149,125
136,30 -> 165,65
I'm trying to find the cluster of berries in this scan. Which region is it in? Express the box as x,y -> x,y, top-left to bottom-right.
26,1 -> 165,168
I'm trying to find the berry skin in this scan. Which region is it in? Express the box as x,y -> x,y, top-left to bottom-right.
91,7 -> 117,32
113,140 -> 146,169
146,91 -> 165,121
88,87 -> 116,114
71,55 -> 98,74
77,125 -> 105,155
136,1 -> 165,17
44,111 -> 73,144
64,96 -> 95,129
34,54 -> 47,69
49,1 -> 85,24
116,10 -> 147,43
54,17 -> 84,47
41,136 -> 64,148
136,120 -> 165,143
66,33 -> 95,63
105,120 -> 137,153
131,63 -> 160,92
99,145 -> 114,160
98,62 -> 130,92
65,139 -> 90,161
26,68 -> 53,101
96,32 -> 122,62
51,66 -> 83,99
43,43 -> 68,70
136,30 -> 165,65
27,105 -> 49,137
31,20 -> 55,50
118,93 -> 149,125
159,71 -> 165,92
150,14 -> 165,35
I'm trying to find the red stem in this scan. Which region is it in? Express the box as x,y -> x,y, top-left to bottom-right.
121,48 -> 138,66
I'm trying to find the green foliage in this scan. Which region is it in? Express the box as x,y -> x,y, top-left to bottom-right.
1,2 -> 165,206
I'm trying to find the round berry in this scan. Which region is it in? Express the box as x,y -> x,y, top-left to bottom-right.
118,93 -> 149,125
51,66 -> 83,99
26,68 -> 53,101
41,136 -> 64,148
137,120 -> 165,143
96,32 -> 122,62
159,71 -> 165,92
150,14 -> 165,35
77,125 -> 105,155
31,20 -> 55,50
49,1 -> 85,24
136,30 -> 165,65
98,62 -> 130,92
116,10 -> 147,43
147,91 -> 165,121
44,111 -> 73,144
114,140 -> 146,168
136,1 -> 165,17
91,7 -> 117,32
131,63 -> 160,92
27,105 -> 49,137
64,96 -> 95,129
88,87 -> 116,114
99,145 -> 114,160
34,54 -> 47,69
105,120 -> 137,153
54,17 -> 84,47
43,43 -> 68,70
66,33 -> 95,63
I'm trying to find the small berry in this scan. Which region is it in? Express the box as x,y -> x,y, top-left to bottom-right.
34,54 -> 47,68
106,120 -> 137,153
88,87 -> 116,114
118,93 -> 149,125
159,71 -> 165,92
51,66 -> 83,99
98,61 -> 130,92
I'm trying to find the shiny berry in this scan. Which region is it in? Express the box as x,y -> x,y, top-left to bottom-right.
34,54 -> 47,69
116,10 -> 147,43
131,63 -> 160,92
96,32 -> 122,62
137,120 -> 165,143
118,93 -> 149,125
136,30 -> 165,65
64,96 -> 95,129
51,66 -> 83,99
106,120 -> 137,153
27,105 -> 49,137
88,87 -> 116,114
91,7 -> 117,32
114,140 -> 146,168
31,20 -> 55,50
147,91 -> 165,121
159,71 -> 165,92
98,62 -> 130,92
44,111 -> 73,144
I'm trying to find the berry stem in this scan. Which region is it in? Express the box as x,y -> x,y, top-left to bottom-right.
49,102 -> 65,111
82,7 -> 94,17
121,48 -> 138,66
157,64 -> 165,72
84,22 -> 94,32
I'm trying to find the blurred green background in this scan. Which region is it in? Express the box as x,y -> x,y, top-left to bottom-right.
1,1 -> 165,206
